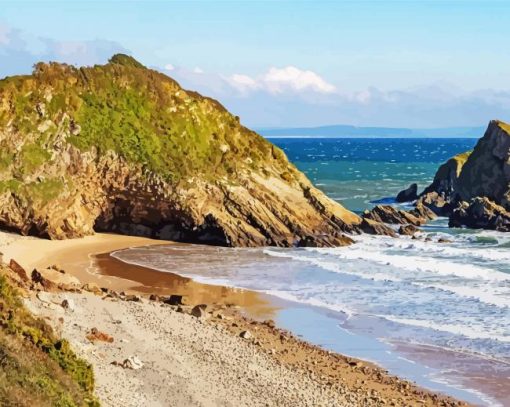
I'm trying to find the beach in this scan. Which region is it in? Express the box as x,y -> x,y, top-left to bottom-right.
0,230 -> 470,406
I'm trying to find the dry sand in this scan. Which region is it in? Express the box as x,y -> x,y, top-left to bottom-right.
1,231 -> 467,406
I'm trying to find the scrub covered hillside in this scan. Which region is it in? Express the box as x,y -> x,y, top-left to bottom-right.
0,54 -> 368,247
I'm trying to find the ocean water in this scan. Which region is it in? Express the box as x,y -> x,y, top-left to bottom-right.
113,138 -> 510,405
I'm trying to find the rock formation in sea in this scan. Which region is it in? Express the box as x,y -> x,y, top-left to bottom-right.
0,54 -> 374,247
405,120 -> 510,230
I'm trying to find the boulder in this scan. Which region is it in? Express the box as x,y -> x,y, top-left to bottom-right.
396,183 -> 418,203
61,298 -> 75,311
416,192 -> 451,216
121,356 -> 143,370
9,259 -> 29,282
191,304 -> 207,318
410,200 -> 437,220
31,269 -> 57,291
362,205 -> 425,226
240,330 -> 252,339
449,197 -> 510,231
86,327 -> 114,343
398,224 -> 420,236
359,218 -> 396,237
164,295 -> 183,305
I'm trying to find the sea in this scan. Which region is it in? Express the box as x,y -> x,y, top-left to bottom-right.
112,138 -> 510,406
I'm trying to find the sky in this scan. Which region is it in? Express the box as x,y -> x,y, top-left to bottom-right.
1,0 -> 510,128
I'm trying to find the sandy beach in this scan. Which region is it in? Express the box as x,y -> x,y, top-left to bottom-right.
0,231 -> 468,406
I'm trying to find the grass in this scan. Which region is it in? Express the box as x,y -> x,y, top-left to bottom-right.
497,120 -> 510,135
0,268 -> 98,406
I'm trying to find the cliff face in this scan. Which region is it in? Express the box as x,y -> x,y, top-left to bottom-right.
455,120 -> 510,208
0,55 -> 362,247
421,150 -> 471,200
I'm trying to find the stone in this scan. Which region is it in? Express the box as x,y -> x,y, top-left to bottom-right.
416,192 -> 451,217
164,295 -> 183,305
239,330 -> 252,339
9,259 -> 29,282
398,224 -> 419,236
31,269 -> 57,291
124,294 -> 141,302
437,238 -> 452,243
362,205 -> 425,226
86,327 -> 114,343
82,282 -> 102,295
396,183 -> 418,203
263,319 -> 276,329
122,356 -> 143,370
449,197 -> 510,231
61,298 -> 75,311
149,294 -> 160,301
359,218 -> 396,237
191,304 -> 207,318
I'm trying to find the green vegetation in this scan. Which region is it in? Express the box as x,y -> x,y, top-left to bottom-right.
0,268 -> 98,406
0,54 -> 289,186
497,120 -> 510,135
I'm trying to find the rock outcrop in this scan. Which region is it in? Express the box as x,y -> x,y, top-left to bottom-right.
395,183 -> 418,203
0,54 -> 372,247
449,197 -> 510,231
362,205 -> 425,226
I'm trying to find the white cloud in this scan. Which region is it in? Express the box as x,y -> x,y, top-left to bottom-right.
226,66 -> 336,96
227,73 -> 259,93
164,63 -> 175,71
262,66 -> 336,94
193,66 -> 204,74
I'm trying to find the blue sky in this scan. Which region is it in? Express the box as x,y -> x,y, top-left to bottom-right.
1,1 -> 510,128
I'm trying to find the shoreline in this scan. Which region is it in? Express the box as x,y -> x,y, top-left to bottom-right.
0,231 -> 478,405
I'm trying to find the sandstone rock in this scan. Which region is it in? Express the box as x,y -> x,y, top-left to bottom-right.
31,269 -> 57,291
396,183 -> 418,203
149,294 -> 160,301
362,205 -> 425,226
416,192 -> 451,216
449,197 -> 510,231
86,327 -> 114,343
240,330 -> 252,339
9,259 -> 29,282
164,295 -> 183,305
410,200 -> 437,220
398,224 -> 420,236
191,304 -> 207,318
124,294 -> 141,302
82,283 -> 102,295
359,218 -> 396,237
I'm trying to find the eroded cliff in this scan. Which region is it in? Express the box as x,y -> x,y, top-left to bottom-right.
0,55 -> 363,246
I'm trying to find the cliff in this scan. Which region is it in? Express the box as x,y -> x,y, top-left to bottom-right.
455,120 -> 510,207
0,55 -> 363,247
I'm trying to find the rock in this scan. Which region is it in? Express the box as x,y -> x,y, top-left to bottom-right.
410,200 -> 437,220
124,294 -> 141,302
121,356 -> 143,370
86,327 -> 114,343
396,183 -> 418,203
61,298 -> 75,311
455,121 -> 510,208
191,304 -> 207,318
362,205 -> 425,226
437,238 -> 452,243
82,282 -> 102,295
149,294 -> 160,301
359,218 -> 396,237
240,330 -> 252,339
449,197 -> 510,231
164,295 -> 183,305
263,319 -> 276,329
398,224 -> 420,236
31,269 -> 57,291
416,192 -> 451,216
422,151 -> 471,201
9,259 -> 29,282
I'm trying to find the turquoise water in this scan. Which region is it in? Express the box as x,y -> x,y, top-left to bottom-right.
114,138 -> 510,406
